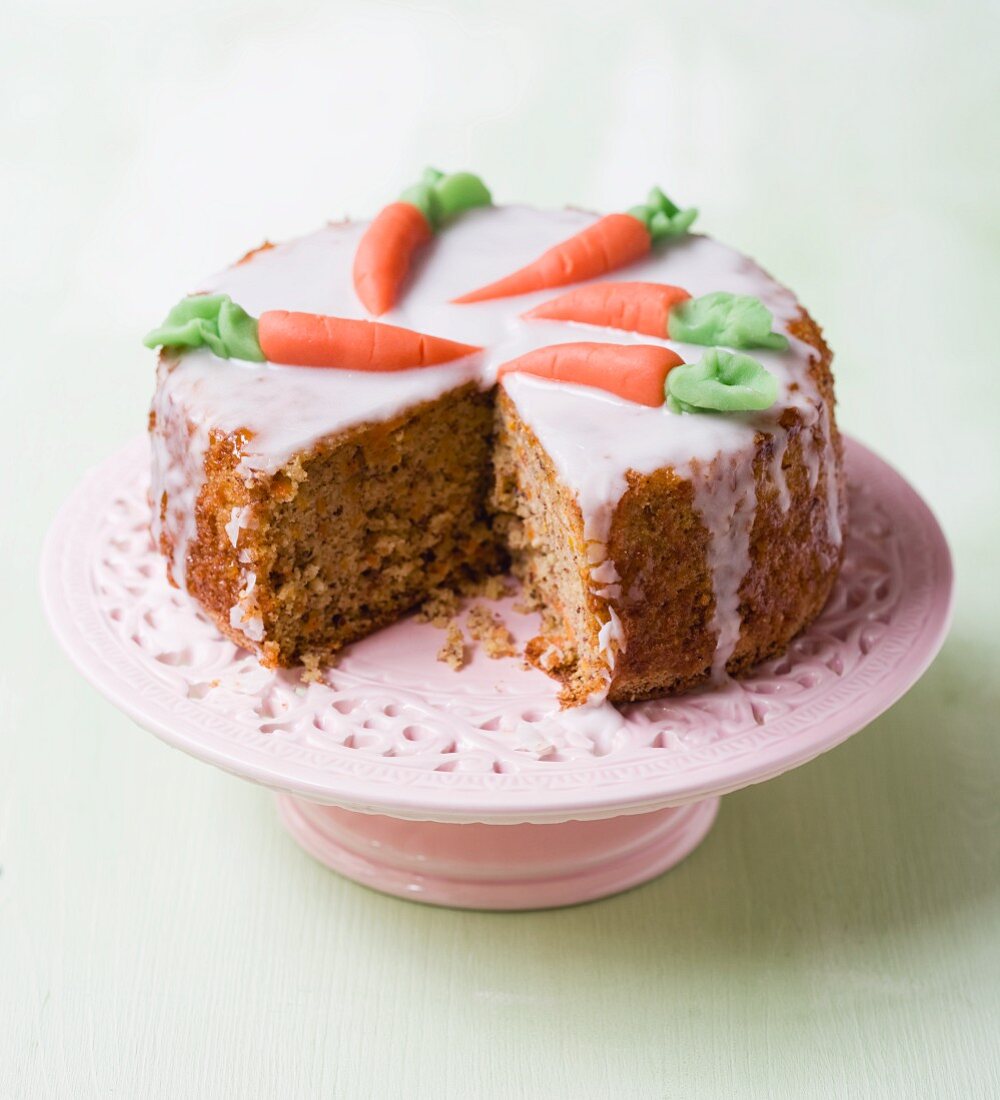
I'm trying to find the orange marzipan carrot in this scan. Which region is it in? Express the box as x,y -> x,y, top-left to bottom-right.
523,281 -> 692,338
258,311 -> 481,370
352,202 -> 433,317
452,213 -> 651,304
496,342 -> 683,407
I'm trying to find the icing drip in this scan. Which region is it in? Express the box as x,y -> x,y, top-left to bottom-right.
225,505 -> 251,548
803,420 -> 822,492
149,359 -> 210,587
229,570 -> 263,641
769,430 -> 792,513
597,605 -> 626,666
689,454 -> 758,682
821,402 -> 843,548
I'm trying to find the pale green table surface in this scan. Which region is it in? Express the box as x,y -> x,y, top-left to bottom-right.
3,1 -> 998,1096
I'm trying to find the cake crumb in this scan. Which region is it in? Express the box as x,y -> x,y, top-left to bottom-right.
466,604 -> 518,660
437,623 -> 467,669
416,573 -> 515,629
416,586 -> 462,628
299,651 -> 335,684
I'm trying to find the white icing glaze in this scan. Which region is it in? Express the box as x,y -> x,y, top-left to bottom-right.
150,204 -> 839,686
821,402 -> 844,549
769,431 -> 792,513
229,570 -> 263,642
691,455 -> 757,681
150,365 -> 210,588
225,505 -> 251,548
597,606 -> 626,663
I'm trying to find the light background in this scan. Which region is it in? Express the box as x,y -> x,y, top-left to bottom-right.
3,0 -> 999,1096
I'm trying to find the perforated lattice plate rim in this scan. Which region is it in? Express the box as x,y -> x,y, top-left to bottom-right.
42,436 -> 952,823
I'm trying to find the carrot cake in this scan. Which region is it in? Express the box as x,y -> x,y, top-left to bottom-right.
146,171 -> 845,706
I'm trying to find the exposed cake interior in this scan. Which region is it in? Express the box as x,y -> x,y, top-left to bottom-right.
210,384 -> 502,665
490,390 -> 609,703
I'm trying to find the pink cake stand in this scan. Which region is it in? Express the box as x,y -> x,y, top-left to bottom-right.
41,437 -> 953,909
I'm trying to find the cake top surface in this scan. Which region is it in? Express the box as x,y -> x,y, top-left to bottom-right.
155,204 -> 824,497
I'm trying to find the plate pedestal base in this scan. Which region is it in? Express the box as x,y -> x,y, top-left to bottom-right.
276,795 -> 720,910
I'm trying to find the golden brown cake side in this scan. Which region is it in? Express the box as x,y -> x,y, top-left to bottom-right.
490,312 -> 845,705
605,312 -> 844,702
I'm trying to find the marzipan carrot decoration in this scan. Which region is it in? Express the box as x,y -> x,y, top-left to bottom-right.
145,294 -> 481,371
452,187 -> 696,305
496,342 -> 684,408
143,294 -> 264,362
257,311 -> 481,370
353,167 -> 492,316
524,282 -> 691,337
524,283 -> 789,350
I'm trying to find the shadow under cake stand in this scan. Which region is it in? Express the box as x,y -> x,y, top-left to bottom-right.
41,437 -> 953,910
